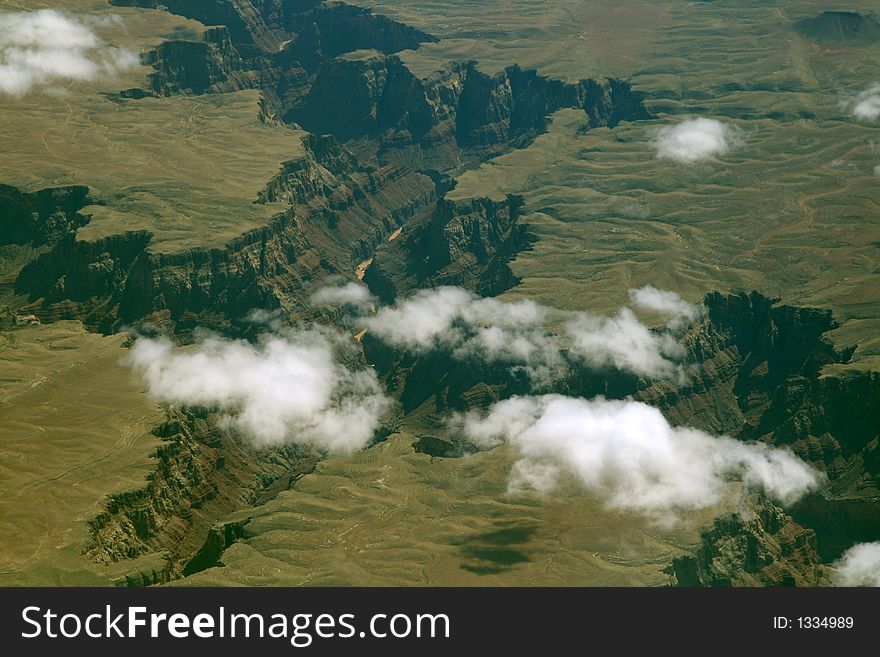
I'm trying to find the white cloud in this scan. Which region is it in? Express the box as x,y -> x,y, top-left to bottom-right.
455,395 -> 821,520
832,542 -> 880,586
629,285 -> 701,328
364,288 -> 569,386
364,286 -> 697,385
310,281 -> 376,314
0,9 -> 137,97
242,308 -> 283,329
849,84 -> 880,121
454,295 -> 569,385
126,328 -> 390,452
565,308 -> 686,380
874,163 -> 880,177
365,286 -> 474,350
655,117 -> 733,163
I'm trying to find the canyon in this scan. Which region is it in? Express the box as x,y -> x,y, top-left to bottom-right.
1,0 -> 879,587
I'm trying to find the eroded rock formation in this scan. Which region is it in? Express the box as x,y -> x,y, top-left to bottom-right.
794,11 -> 880,46
668,496 -> 823,587
86,408 -> 316,581
364,194 -> 530,302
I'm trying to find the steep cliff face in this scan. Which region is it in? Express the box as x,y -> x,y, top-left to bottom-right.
115,0 -> 430,59
85,408 -> 316,579
121,0 -> 649,192
290,56 -> 651,172
284,2 -> 437,70
668,496 -> 823,587
256,134 -> 436,264
794,11 -> 880,46
15,211 -> 326,334
642,291 -> 851,436
116,213 -> 310,333
13,136 -> 434,334
144,26 -> 260,95
745,372 -> 880,487
134,1 -> 433,105
648,294 -> 880,581
425,196 -> 526,273
0,184 -> 91,247
749,372 -> 880,562
643,292 -> 876,493
364,194 -> 530,303
111,0 -> 306,53
15,231 -> 153,329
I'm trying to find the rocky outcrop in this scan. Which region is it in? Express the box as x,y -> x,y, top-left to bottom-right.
364,194 -> 531,302
411,435 -> 466,458
641,291 -> 852,436
180,518 -> 252,576
15,230 -> 153,328
425,196 -> 527,275
646,294 -> 879,578
14,136 -> 434,335
668,496 -> 823,587
794,11 -> 880,46
144,26 -> 260,95
290,56 -> 651,172
86,408 -> 315,577
284,2 -> 437,70
111,0 -> 304,53
0,184 -> 91,247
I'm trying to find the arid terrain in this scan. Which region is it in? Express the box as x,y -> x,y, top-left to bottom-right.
1,0 -> 879,587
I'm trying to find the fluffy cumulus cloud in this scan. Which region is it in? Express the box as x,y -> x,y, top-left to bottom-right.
629,285 -> 701,326
126,328 -> 390,452
832,542 -> 880,586
0,9 -> 137,96
655,117 -> 733,163
310,281 -> 376,314
455,395 -> 821,519
364,286 -> 476,350
363,285 -> 698,386
849,84 -> 880,121
564,309 -> 686,380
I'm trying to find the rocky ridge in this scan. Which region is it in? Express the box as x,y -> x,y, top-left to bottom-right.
794,11 -> 880,46
363,194 -> 531,302
667,495 -> 823,587
291,57 -> 651,174
5,0 -> 874,587
85,408 -> 316,583
10,134 -> 435,335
